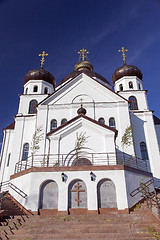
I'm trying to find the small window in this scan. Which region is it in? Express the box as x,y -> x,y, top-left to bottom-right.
140,142 -> 149,160
109,117 -> 116,128
129,81 -> 133,89
7,153 -> 11,167
98,117 -> 105,124
138,83 -> 141,90
44,87 -> 48,94
128,96 -> 138,110
25,88 -> 28,95
33,85 -> 38,92
61,118 -> 67,125
22,143 -> 29,161
28,100 -> 38,114
119,84 -> 123,91
50,119 -> 57,131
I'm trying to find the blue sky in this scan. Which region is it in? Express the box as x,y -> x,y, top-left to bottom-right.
0,0 -> 160,146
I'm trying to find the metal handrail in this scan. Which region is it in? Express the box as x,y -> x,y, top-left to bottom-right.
130,179 -> 154,197
0,181 -> 27,199
14,151 -> 148,174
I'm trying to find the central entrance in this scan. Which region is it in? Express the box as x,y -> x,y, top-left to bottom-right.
68,179 -> 87,209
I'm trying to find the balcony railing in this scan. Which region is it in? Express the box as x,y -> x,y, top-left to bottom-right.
14,151 -> 148,174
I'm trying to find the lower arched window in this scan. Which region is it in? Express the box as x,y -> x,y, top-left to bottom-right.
98,117 -> 105,124
28,100 -> 38,114
109,117 -> 116,128
129,96 -> 138,110
22,143 -> 29,161
50,119 -> 57,131
140,142 -> 149,160
61,118 -> 67,125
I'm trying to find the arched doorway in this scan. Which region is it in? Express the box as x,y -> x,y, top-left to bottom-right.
97,179 -> 117,209
68,179 -> 87,209
73,158 -> 92,166
39,180 -> 58,209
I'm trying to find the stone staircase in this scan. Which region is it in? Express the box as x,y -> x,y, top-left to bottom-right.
0,206 -> 160,239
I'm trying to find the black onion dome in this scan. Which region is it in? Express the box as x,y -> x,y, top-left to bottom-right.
24,68 -> 56,86
58,70 -> 111,86
77,105 -> 87,115
112,63 -> 143,84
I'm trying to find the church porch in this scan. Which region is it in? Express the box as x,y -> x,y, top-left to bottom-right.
8,165 -> 153,215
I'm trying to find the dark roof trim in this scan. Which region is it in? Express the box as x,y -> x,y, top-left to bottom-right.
47,114 -> 118,137
4,121 -> 15,130
39,72 -> 128,106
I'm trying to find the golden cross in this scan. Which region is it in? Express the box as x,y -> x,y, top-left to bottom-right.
39,51 -> 48,68
118,47 -> 128,64
78,48 -> 89,61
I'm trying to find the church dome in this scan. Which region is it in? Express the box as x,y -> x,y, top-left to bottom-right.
24,68 -> 56,86
74,61 -> 93,71
112,63 -> 143,84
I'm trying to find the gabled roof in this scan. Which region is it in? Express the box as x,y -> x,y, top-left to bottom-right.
4,121 -> 15,130
153,115 -> 160,125
39,71 -> 128,106
47,114 -> 118,137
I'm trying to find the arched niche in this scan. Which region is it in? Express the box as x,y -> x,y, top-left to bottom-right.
68,179 -> 87,209
73,157 -> 92,166
39,180 -> 58,209
97,179 -> 117,208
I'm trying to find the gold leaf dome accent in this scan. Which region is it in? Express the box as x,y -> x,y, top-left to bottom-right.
74,61 -> 93,71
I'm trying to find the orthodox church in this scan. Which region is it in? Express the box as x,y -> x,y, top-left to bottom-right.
0,48 -> 160,214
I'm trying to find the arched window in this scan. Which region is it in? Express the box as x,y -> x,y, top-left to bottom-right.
138,83 -> 141,90
25,88 -> 28,95
50,119 -> 57,131
22,143 -> 29,161
44,87 -> 48,94
61,118 -> 67,125
140,142 -> 149,160
128,96 -> 138,110
7,153 -> 11,167
98,117 -> 105,124
33,85 -> 38,92
129,81 -> 133,89
119,84 -> 123,91
28,100 -> 38,114
109,117 -> 116,128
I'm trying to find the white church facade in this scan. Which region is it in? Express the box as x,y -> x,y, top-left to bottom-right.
0,49 -> 160,214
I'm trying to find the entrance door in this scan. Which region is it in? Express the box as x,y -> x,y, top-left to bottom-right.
97,179 -> 117,208
68,179 -> 87,209
39,180 -> 58,209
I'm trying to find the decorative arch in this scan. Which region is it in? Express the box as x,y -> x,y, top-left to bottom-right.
97,178 -> 117,208
128,96 -> 138,110
73,158 -> 92,166
50,119 -> 57,131
39,180 -> 58,209
22,143 -> 29,161
98,117 -> 105,124
28,100 -> 38,114
68,179 -> 87,209
140,142 -> 149,160
109,117 -> 116,128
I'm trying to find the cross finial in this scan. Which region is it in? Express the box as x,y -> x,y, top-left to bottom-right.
39,51 -> 48,68
118,47 -> 128,64
78,48 -> 89,61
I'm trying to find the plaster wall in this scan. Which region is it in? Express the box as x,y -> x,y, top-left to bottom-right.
155,124 -> 160,149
